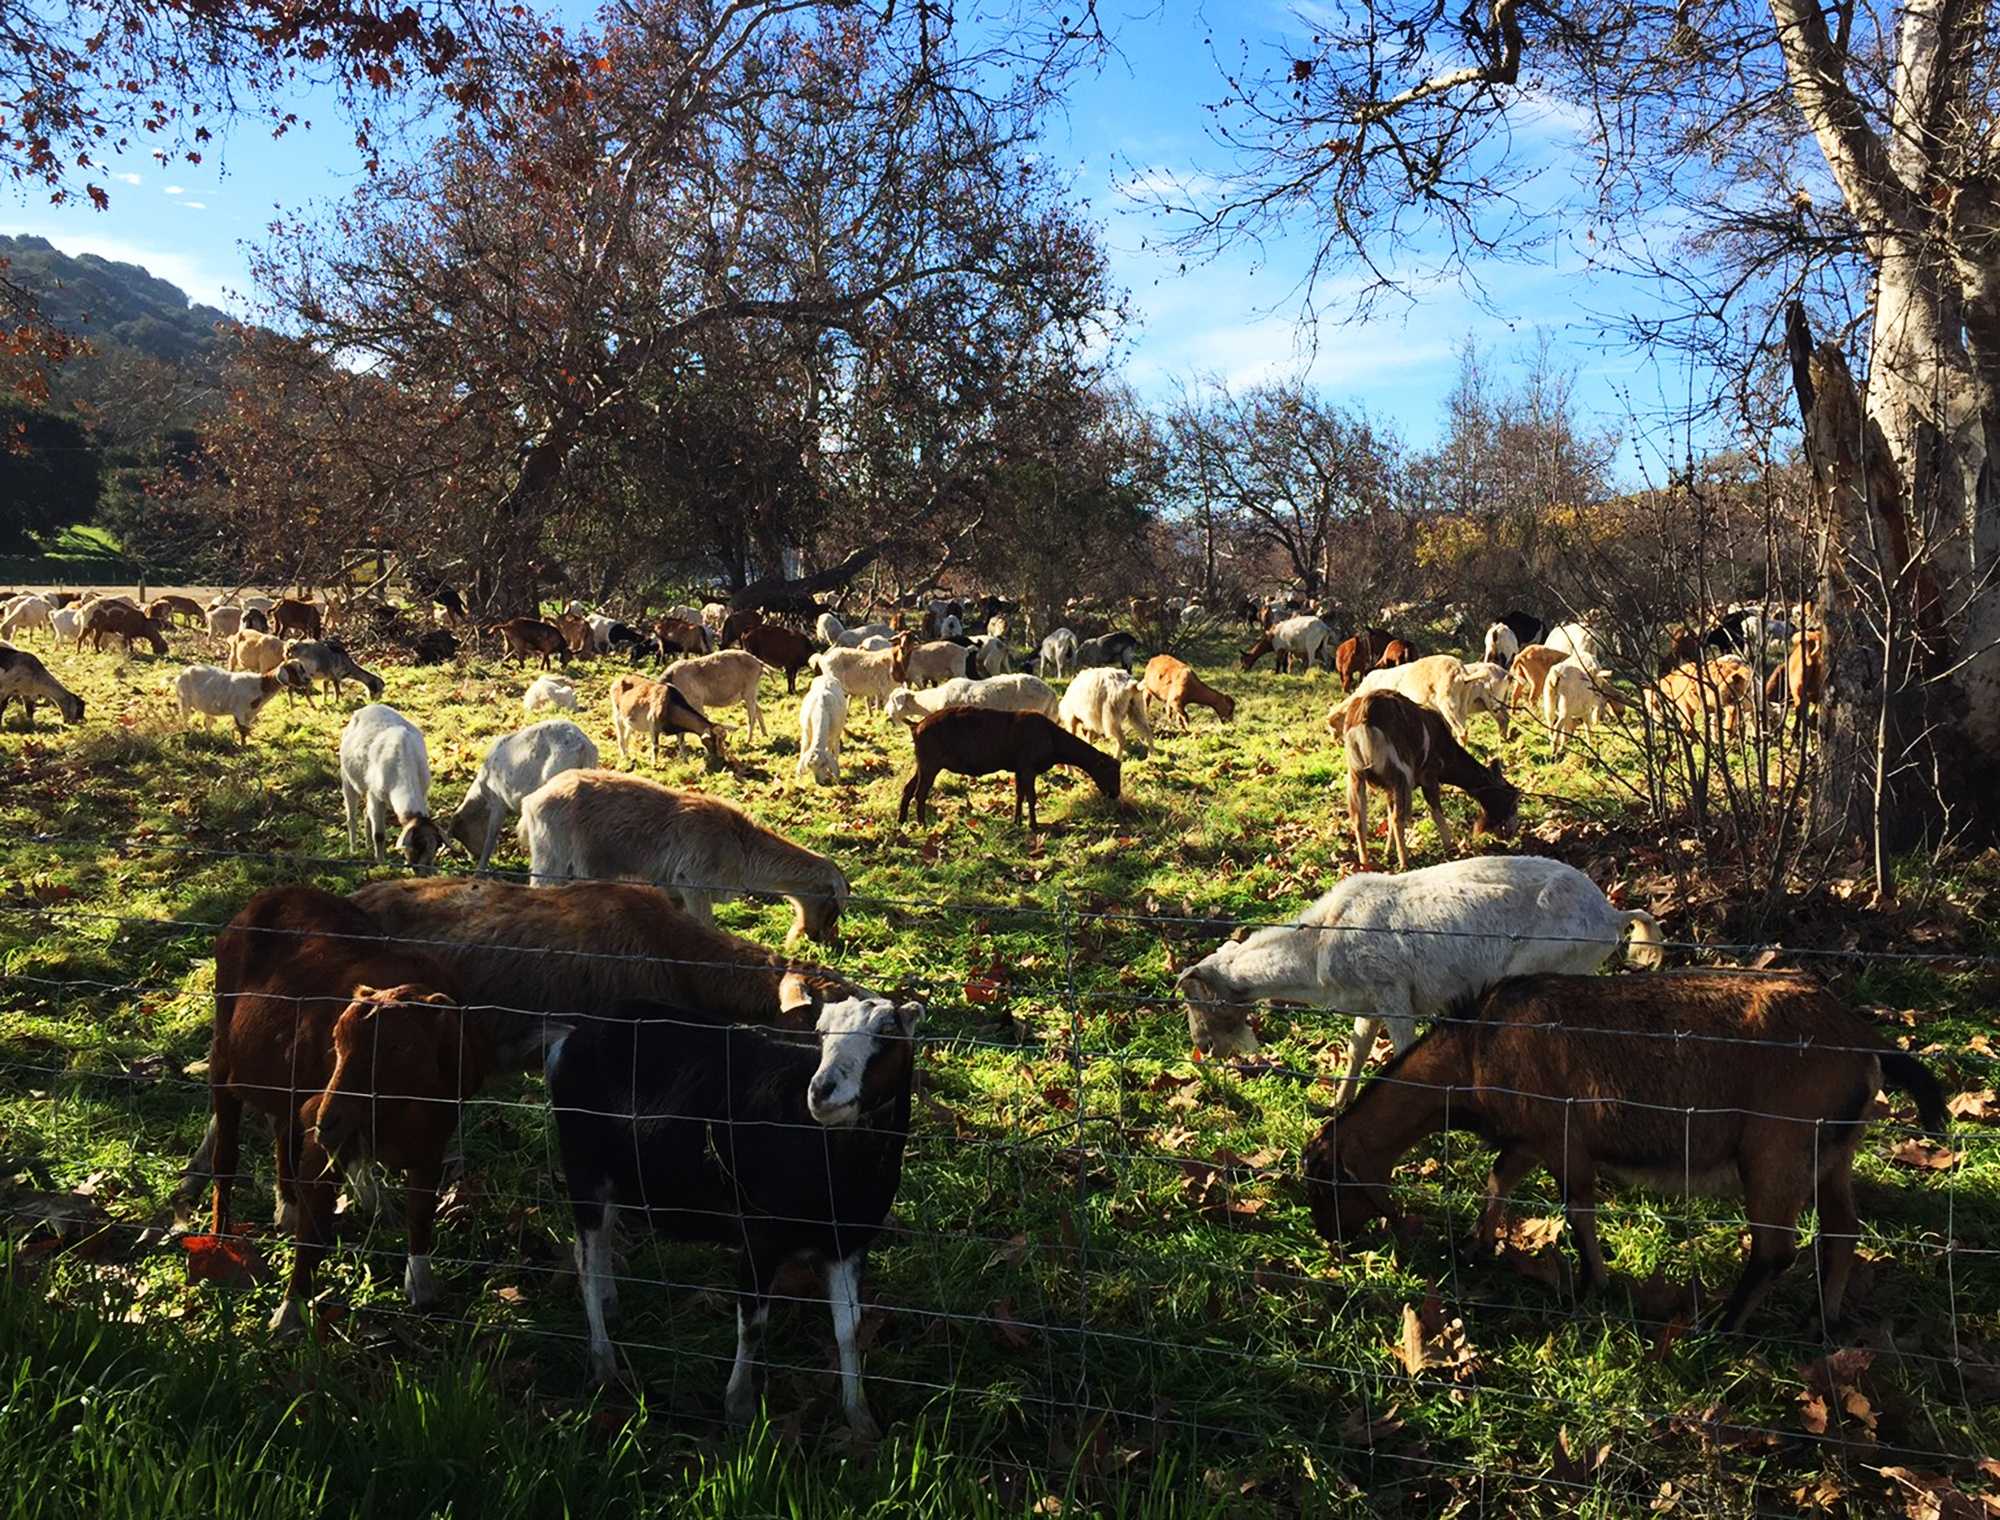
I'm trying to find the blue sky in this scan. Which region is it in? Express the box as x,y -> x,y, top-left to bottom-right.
0,1 -> 1697,475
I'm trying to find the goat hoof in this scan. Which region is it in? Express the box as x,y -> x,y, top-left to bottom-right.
843,1408 -> 882,1443
268,1298 -> 307,1337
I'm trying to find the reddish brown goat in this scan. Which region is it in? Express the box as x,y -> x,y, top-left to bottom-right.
1338,689 -> 1518,870
82,599 -> 169,655
735,621 -> 815,694
273,598 -> 323,640
718,608 -> 763,646
1371,637 -> 1419,672
899,707 -> 1121,830
1765,629 -> 1825,728
653,615 -> 709,659
148,594 -> 208,629
490,616 -> 571,669
1334,627 -> 1396,691
180,885 -> 488,1333
1141,654 -> 1235,727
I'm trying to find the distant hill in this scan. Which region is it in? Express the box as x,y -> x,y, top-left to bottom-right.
0,233 -> 232,368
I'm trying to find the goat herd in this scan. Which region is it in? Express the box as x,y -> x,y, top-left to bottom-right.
0,582 -> 1943,1442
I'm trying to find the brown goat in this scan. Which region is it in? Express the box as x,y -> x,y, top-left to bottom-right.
350,876 -> 862,1070
1141,654 -> 1235,727
898,707 -> 1121,830
1508,643 -> 1570,712
555,611 -> 594,655
736,621 -> 815,694
273,598 -> 323,641
180,885 -> 485,1333
1302,970 -> 1948,1333
490,616 -> 571,669
718,608 -> 763,646
1371,637 -> 1418,671
653,615 -> 709,658
609,671 -> 724,768
1765,630 -> 1824,726
1338,690 -> 1518,870
1335,628 -> 1396,691
82,599 -> 169,655
148,594 -> 208,629
1651,655 -> 1756,738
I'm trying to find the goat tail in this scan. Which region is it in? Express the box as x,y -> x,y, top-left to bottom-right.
1880,1050 -> 1950,1141
1620,909 -> 1665,969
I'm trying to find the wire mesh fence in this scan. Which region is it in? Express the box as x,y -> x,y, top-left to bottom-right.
3,842 -> 1996,1512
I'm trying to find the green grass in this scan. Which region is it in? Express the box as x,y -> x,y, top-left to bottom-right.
1,623 -> 1995,1518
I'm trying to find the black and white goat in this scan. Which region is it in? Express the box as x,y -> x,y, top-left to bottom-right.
548,993 -> 922,1437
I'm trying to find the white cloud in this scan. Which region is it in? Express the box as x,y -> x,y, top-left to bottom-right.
0,224 -> 242,309
112,172 -> 142,186
163,185 -> 185,195
183,201 -> 207,211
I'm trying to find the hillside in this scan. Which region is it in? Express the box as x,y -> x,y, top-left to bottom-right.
0,234 -> 231,368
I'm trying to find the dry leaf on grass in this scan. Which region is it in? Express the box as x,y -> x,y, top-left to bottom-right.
180,1233 -> 271,1289
1889,1139 -> 1961,1171
990,1297 -> 1034,1350
1873,1465 -> 1994,1520
1392,1294 -> 1479,1383
1798,1349 -> 1878,1440
1946,1089 -> 1999,1123
1492,1214 -> 1566,1286
1549,1426 -> 1612,1487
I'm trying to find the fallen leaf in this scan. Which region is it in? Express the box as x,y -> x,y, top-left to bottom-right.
181,1233 -> 271,1289
986,1233 -> 1030,1268
1889,1139 -> 1960,1171
1392,1294 -> 1479,1383
1946,1089 -> 1999,1124
1549,1426 -> 1612,1486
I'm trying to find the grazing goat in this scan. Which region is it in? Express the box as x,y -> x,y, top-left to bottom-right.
664,649 -> 770,742
444,718 -> 600,870
1545,620 -> 1604,669
1481,622 -> 1521,666
49,606 -> 84,648
891,633 -> 973,688
1332,627 -> 1396,690
1302,970 -> 1947,1333
339,704 -> 445,870
181,886 -> 482,1332
1545,658 -> 1624,758
551,995 -> 919,1434
883,673 -> 1060,724
523,674 -> 578,713
1058,666 -> 1153,758
1243,615 -> 1333,674
285,639 -> 384,702
796,672 -> 850,785
1338,690 -> 1518,872
1140,654 -> 1234,728
1509,644 -> 1571,713
1072,630 -> 1140,673
148,594 -> 208,629
1372,637 -> 1419,671
654,615 -> 711,658
174,663 -> 306,741
809,646 -> 900,712
609,671 -> 724,768
207,604 -> 246,639
1,594 -> 53,642
1652,656 -> 1756,739
520,769 -> 849,947
1491,610 -> 1545,650
1175,854 -> 1662,1101
735,622 -> 815,694
1037,627 -> 1079,679
84,599 -> 168,656
1455,660 -> 1515,738
273,598 -> 323,640
0,645 -> 85,729
227,629 -> 289,676
898,707 -> 1120,830
1350,654 -> 1494,743
970,633 -> 1011,677
351,876 -> 862,1070
815,612 -> 847,646
555,610 -> 594,655
492,616 -> 571,669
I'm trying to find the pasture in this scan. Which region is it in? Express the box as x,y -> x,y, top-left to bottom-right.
2,617 -> 1996,1519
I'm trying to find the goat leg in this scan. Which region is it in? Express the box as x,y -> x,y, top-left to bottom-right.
724,1261 -> 772,1426
1420,780 -> 1455,858
1812,1167 -> 1860,1335
825,1254 -> 880,1439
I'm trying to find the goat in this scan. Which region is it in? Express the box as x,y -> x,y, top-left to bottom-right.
227,629 -> 289,677
0,594 -> 53,643
523,674 -> 578,713
1331,628 -> 1396,690
1302,970 -> 1948,1333
350,876 -> 863,1070
654,615 -> 711,659
891,633 -> 973,689
147,594 -> 208,630
736,622 -> 815,694
663,649 -> 770,742
0,645 -> 85,729
174,663 -> 307,741
48,606 -> 84,648
1058,666 -> 1153,758
1243,615 -> 1333,675
443,718 -> 600,870
882,674 -> 1059,725
550,995 -> 920,1435
1349,654 -> 1494,743
1141,654 -> 1234,728
520,769 -> 848,947
610,671 -> 724,768
1174,854 -> 1663,1101
815,611 -> 847,646
1372,637 -> 1419,671
1509,644 -> 1571,713
207,605 -> 246,640
1037,627 -> 1079,679
491,617 -> 571,669
555,610 -> 594,655
1545,658 -> 1625,758
808,646 -> 900,712
339,704 -> 445,870
1072,630 -> 1140,673
83,599 -> 169,656
285,639 -> 384,702
898,707 -> 1120,830
1652,656 -> 1756,739
179,885 -> 482,1332
273,598 -> 323,641
795,673 -> 850,785
1481,622 -> 1521,666
1544,620 -> 1604,669
1338,690 -> 1518,873
1766,630 -> 1824,726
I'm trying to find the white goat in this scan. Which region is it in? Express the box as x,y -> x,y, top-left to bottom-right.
700,602 -> 729,634
808,646 -> 899,712
1545,658 -> 1622,758
206,605 -> 245,639
519,769 -> 849,947
338,704 -> 445,871
1057,667 -> 1153,757
1037,628 -> 1079,679
882,673 -> 1059,725
1,595 -> 55,643
443,718 -> 600,870
49,606 -> 85,648
1175,855 -> 1665,1104
523,674 -> 579,713
1348,654 -> 1499,742
1481,622 -> 1520,666
583,614 -> 616,654
815,612 -> 847,647
795,673 -> 850,785
173,662 -> 306,742
970,633 -> 1010,677
1545,620 -> 1605,670
664,649 -> 770,741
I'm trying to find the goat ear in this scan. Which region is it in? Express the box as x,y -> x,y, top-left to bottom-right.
892,1001 -> 924,1036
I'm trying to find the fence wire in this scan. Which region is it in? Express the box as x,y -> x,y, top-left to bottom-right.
2,838 -> 1995,1510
